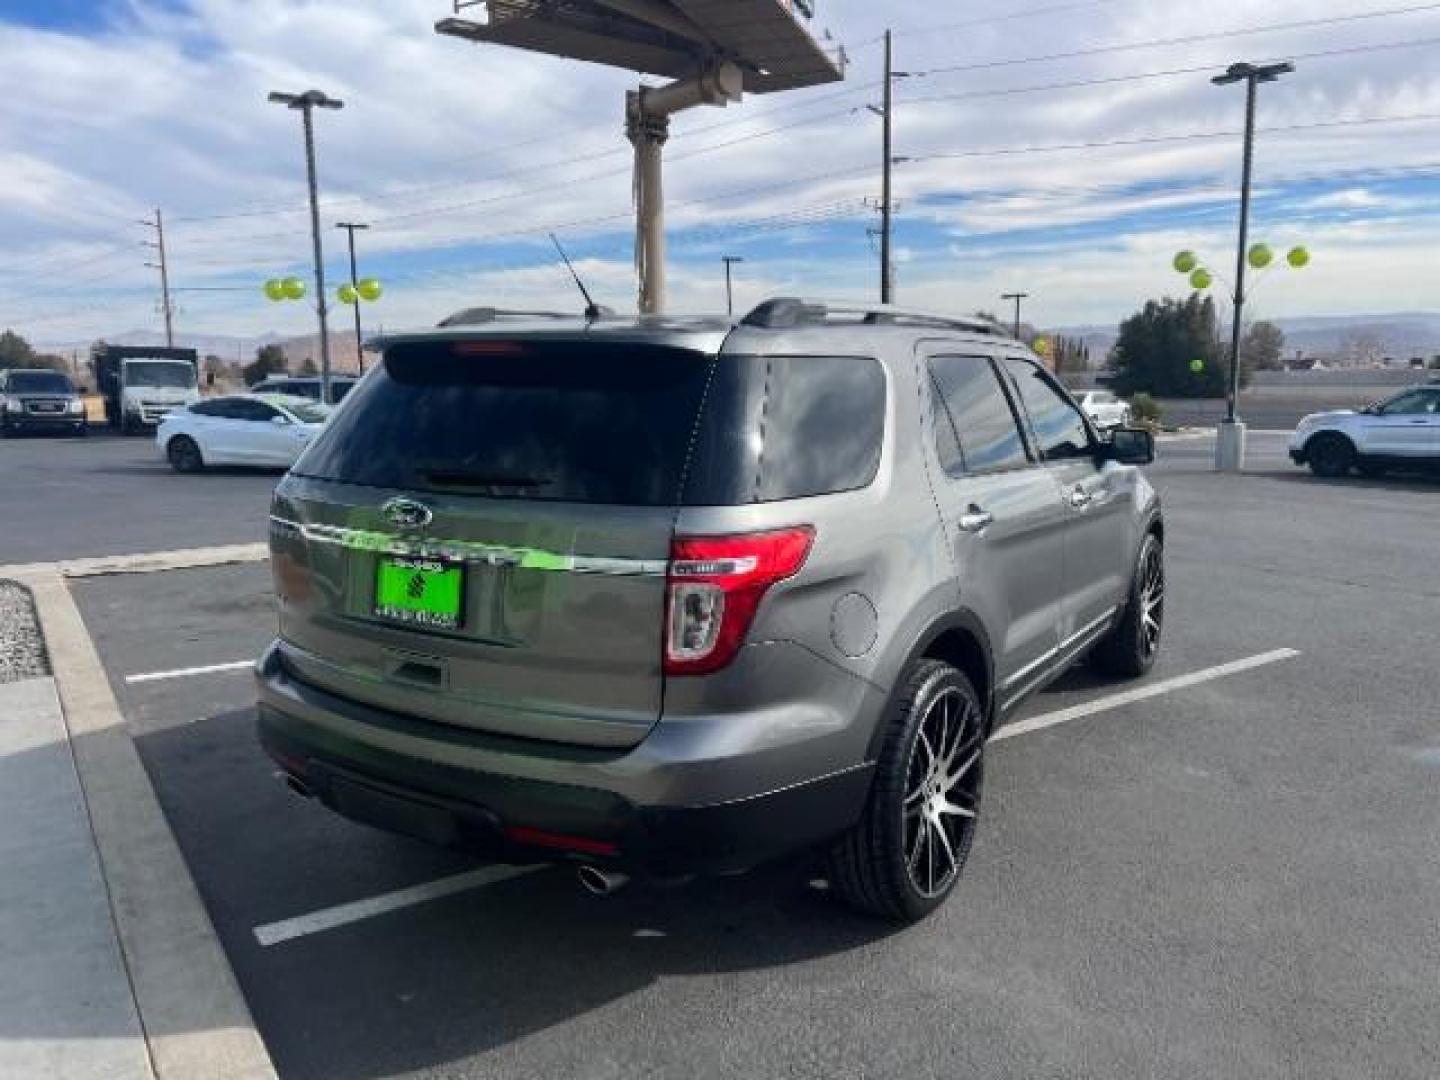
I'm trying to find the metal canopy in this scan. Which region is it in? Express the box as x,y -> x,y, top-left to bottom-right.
437,0 -> 843,93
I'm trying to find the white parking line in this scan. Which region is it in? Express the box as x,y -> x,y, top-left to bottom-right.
991,648 -> 1302,743
253,865 -> 543,947
126,660 -> 254,685
250,648 -> 1300,947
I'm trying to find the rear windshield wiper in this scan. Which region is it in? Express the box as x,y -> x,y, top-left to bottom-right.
422,469 -> 555,489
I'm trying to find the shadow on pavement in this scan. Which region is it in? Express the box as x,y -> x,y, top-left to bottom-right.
136,707 -> 899,1080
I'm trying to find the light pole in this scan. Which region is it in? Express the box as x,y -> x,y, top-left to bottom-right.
335,222 -> 369,373
722,255 -> 744,316
269,89 -> 344,404
1001,292 -> 1029,340
1211,60 -> 1294,471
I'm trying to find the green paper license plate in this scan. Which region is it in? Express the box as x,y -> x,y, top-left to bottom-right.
374,556 -> 464,631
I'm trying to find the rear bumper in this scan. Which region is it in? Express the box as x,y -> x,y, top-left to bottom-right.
255,642 -> 874,877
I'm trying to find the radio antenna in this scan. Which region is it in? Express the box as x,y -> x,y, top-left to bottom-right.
550,233 -> 607,322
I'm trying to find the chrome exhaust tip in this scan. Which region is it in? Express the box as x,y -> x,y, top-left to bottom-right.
577,865 -> 630,896
282,774 -> 313,800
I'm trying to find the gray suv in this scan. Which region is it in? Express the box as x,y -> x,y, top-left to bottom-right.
256,298 -> 1164,922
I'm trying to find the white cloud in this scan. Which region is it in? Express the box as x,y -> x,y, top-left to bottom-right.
3,0 -> 1440,342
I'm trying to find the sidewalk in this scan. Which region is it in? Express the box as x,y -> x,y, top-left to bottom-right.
0,583 -> 151,1079
0,574 -> 275,1080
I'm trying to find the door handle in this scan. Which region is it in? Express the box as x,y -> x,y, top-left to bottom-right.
1069,486 -> 1094,509
958,507 -> 995,534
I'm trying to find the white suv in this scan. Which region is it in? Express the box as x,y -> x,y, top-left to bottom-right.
1289,383 -> 1440,477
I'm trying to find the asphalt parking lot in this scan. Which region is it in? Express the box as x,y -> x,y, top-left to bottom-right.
38,432 -> 1436,1079
1,429 -> 279,563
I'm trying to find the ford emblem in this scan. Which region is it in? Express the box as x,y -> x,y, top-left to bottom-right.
381,497 -> 433,531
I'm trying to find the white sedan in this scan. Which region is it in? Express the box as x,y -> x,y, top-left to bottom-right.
1289,383 -> 1440,477
156,394 -> 330,472
1077,390 -> 1132,429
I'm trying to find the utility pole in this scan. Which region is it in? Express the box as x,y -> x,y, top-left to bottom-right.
1002,292 -> 1029,340
722,255 -> 744,316
881,29 -> 894,304
269,89 -> 344,403
335,222 -> 370,373
1211,61 -> 1294,472
140,208 -> 175,347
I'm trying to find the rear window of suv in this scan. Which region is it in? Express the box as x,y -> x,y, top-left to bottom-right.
293,341 -> 885,507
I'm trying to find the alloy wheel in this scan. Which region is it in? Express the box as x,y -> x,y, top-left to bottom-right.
902,687 -> 983,899
1139,543 -> 1165,660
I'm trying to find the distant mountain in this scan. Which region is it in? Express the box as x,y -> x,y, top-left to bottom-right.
1049,312 -> 1440,368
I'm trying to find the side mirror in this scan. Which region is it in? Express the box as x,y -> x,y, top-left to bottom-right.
271,415 -> 292,427
1106,427 -> 1155,466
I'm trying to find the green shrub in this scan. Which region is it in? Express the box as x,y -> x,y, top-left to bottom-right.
1128,391 -> 1163,428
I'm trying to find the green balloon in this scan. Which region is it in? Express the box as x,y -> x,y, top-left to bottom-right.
337,283 -> 359,305
1287,245 -> 1311,268
1248,243 -> 1274,269
1173,250 -> 1198,274
281,277 -> 306,300
1189,268 -> 1213,290
264,279 -> 286,302
356,278 -> 383,302
1190,358 -> 1205,374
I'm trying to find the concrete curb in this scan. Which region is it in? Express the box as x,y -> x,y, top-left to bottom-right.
0,542 -> 267,582
15,568 -> 277,1080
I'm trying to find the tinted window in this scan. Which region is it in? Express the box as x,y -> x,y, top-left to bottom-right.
9,371 -> 73,394
1382,390 -> 1440,415
189,400 -> 226,417
929,356 -> 1030,474
1002,356 -> 1092,460
230,399 -> 279,422
296,342 -> 719,506
758,356 -> 885,501
677,355 -> 885,504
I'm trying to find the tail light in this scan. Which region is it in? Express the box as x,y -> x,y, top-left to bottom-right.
664,527 -> 815,677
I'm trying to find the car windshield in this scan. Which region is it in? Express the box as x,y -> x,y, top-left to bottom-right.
126,361 -> 196,388
1090,391 -> 1116,404
282,399 -> 330,424
9,371 -> 73,394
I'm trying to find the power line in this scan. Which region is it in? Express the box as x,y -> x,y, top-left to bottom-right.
897,36 -> 1440,108
906,112 -> 1440,163
913,3 -> 1440,77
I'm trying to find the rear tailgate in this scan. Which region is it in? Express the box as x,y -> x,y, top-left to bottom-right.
270,337 -> 717,750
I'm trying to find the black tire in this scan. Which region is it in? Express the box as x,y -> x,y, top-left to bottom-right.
1091,532 -> 1165,679
828,660 -> 985,923
1307,433 -> 1355,478
167,435 -> 204,473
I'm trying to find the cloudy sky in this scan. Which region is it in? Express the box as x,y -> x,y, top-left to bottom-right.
2,0 -> 1438,345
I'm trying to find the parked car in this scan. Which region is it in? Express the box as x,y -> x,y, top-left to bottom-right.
257,298 -> 1163,923
1077,389 -> 1132,429
0,368 -> 89,437
249,375 -> 360,403
1289,383 -> 1440,477
156,394 -> 330,472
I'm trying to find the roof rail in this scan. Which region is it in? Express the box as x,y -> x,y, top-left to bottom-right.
741,297 -> 1009,337
437,306 -> 616,328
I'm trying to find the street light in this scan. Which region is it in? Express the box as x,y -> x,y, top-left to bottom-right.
722,255 -> 744,316
335,222 -> 374,374
269,89 -> 344,404
1001,292 -> 1029,340
1210,60 -> 1294,472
